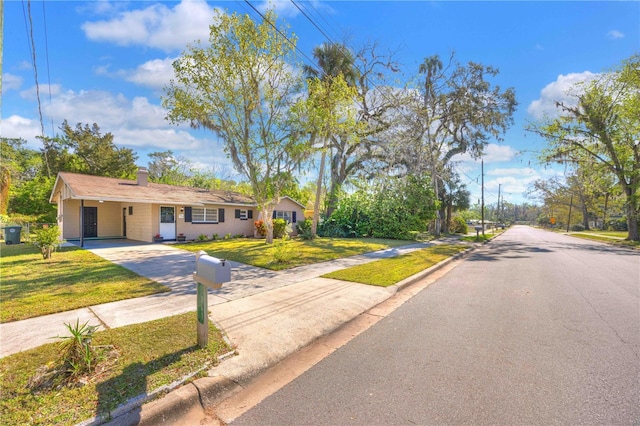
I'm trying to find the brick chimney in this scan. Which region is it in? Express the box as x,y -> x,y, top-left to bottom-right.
137,167 -> 149,186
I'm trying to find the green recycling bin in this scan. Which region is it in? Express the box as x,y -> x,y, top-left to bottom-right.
2,226 -> 22,245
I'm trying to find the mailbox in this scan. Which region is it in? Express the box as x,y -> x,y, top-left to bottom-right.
193,250 -> 231,289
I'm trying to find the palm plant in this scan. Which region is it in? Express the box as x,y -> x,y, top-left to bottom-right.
303,43 -> 359,237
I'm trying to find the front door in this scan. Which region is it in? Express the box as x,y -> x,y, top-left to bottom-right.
83,207 -> 98,238
159,206 -> 176,240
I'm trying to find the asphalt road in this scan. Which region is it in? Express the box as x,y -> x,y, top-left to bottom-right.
232,226 -> 640,425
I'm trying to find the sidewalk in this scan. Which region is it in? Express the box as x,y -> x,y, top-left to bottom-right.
0,237 -> 473,425
0,240 -> 436,357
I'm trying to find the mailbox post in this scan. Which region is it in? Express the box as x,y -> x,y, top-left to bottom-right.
193,251 -> 231,348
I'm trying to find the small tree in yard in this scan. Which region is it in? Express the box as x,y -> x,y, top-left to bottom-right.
32,226 -> 61,259
164,10 -> 310,243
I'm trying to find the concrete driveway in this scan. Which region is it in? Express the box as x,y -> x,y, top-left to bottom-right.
1,238 -> 433,357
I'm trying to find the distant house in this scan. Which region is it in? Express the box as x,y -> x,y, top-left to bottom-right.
49,168 -> 305,244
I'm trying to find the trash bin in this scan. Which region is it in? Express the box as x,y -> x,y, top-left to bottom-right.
2,226 -> 22,245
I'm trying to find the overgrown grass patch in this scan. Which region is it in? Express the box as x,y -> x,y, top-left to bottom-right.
0,312 -> 231,425
322,244 -> 468,287
179,237 -> 413,270
0,243 -> 169,323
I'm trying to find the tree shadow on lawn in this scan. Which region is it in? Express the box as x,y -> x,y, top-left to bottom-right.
95,345 -> 203,425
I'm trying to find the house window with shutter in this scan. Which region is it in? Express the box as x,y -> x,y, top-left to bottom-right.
274,210 -> 292,223
235,209 -> 253,220
192,207 -> 218,223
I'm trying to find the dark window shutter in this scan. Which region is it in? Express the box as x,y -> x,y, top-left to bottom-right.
219,208 -> 225,222
235,209 -> 240,219
272,210 -> 277,219
292,211 -> 297,223
185,207 -> 192,222
248,210 -> 253,219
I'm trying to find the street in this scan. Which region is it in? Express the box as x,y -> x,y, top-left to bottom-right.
229,226 -> 640,425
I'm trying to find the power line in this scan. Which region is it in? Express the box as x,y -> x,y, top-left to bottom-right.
241,0 -> 322,77
302,1 -> 343,44
22,0 -> 45,137
41,0 -> 54,135
291,0 -> 335,47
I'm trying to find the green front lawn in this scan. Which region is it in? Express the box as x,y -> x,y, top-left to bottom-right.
179,237 -> 413,270
0,312 -> 231,425
322,244 -> 469,287
0,244 -> 169,323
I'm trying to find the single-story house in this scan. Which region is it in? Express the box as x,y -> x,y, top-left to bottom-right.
49,168 -> 305,244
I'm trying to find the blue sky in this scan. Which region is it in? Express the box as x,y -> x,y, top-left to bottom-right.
3,1 -> 638,206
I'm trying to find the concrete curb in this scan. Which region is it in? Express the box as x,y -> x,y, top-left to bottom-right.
103,243 -> 481,425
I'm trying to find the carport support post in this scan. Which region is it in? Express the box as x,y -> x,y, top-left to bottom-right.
197,282 -> 208,348
80,200 -> 85,248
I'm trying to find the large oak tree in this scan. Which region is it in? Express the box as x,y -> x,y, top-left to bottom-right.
163,10 -> 310,243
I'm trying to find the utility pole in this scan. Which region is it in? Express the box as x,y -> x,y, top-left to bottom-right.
481,159 -> 485,236
497,184 -> 501,224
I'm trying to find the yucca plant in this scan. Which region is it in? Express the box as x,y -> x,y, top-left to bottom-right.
55,319 -> 100,380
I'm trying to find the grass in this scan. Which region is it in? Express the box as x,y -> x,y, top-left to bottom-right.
567,231 -> 640,248
0,243 -> 169,323
179,237 -> 414,270
0,312 -> 231,425
322,244 -> 469,287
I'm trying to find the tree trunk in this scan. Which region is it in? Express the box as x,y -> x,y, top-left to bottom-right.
579,195 -> 590,230
311,141 -> 327,237
263,207 -> 275,244
624,187 -> 639,241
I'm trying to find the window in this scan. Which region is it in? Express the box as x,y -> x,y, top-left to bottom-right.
275,210 -> 291,223
235,209 -> 253,220
192,207 -> 218,223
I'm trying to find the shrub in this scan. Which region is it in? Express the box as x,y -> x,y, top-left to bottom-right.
271,235 -> 293,264
254,220 -> 266,237
296,219 -> 315,240
211,233 -> 220,240
606,218 -> 628,231
571,224 -> 586,231
224,233 -> 232,240
197,233 -> 209,241
451,216 -> 468,234
273,218 -> 287,238
32,225 -> 61,259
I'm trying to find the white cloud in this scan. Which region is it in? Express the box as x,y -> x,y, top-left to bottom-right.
19,84 -> 62,100
607,30 -> 624,40
527,71 -> 598,120
81,0 -> 219,52
0,115 -> 42,146
42,89 -> 166,131
2,73 -> 23,92
257,0 -> 301,18
487,167 -> 538,177
257,0 -> 333,19
119,58 -> 176,90
453,143 -> 517,164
